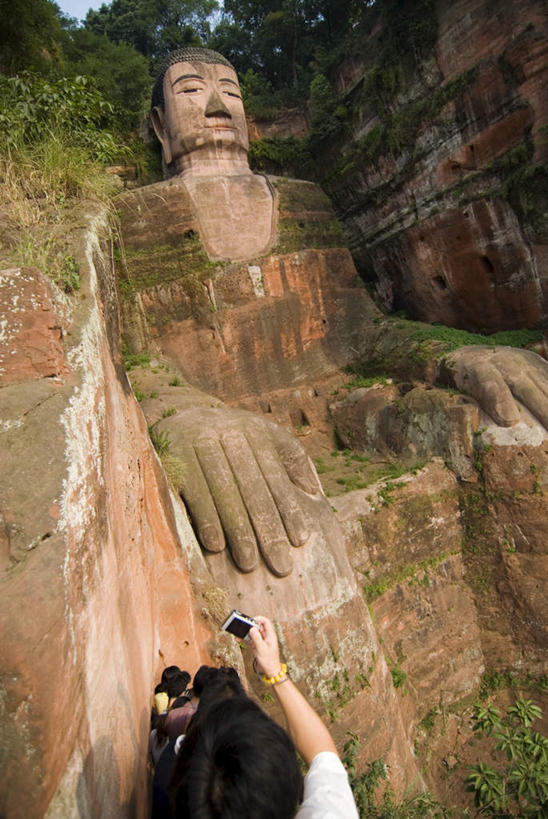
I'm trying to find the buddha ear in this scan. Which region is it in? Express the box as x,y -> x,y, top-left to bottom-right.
151,106 -> 172,165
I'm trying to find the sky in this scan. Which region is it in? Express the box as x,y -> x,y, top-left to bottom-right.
57,0 -> 103,24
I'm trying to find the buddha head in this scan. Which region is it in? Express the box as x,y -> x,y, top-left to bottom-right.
151,47 -> 250,177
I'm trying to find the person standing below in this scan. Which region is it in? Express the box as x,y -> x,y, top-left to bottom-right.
171,615 -> 358,818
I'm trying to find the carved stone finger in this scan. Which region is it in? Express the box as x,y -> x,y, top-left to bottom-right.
268,423 -> 321,495
194,437 -> 259,573
167,431 -> 226,553
221,430 -> 293,577
505,371 -> 548,429
246,428 -> 311,548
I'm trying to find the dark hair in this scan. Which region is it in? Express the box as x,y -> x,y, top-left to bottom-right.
192,665 -> 244,700
171,697 -> 303,818
160,665 -> 181,691
155,711 -> 169,745
152,47 -> 235,112
167,670 -> 191,699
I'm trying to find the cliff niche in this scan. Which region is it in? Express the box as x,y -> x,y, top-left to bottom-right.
0,2 -> 547,816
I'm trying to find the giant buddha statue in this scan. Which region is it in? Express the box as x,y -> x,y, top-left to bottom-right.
114,46 -> 547,778
116,46 -> 547,582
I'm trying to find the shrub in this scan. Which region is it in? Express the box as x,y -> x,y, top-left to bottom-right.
466,699 -> 547,815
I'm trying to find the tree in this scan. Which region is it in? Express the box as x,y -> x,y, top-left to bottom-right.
466,699 -> 548,816
60,28 -> 151,130
0,0 -> 64,74
84,0 -> 218,65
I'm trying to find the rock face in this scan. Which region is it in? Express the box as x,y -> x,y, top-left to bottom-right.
0,219 -> 215,818
0,267 -> 67,385
322,0 -> 547,332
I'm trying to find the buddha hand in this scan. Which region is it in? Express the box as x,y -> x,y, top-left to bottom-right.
440,345 -> 548,428
154,405 -> 321,577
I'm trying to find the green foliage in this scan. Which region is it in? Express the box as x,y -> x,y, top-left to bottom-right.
342,732 -> 453,817
149,424 -> 171,456
59,29 -> 152,131
60,254 -> 80,293
307,72 -> 348,154
123,350 -> 152,371
84,0 -> 217,65
471,703 -> 501,736
0,71 -> 126,287
466,699 -> 547,816
342,375 -> 389,390
363,549 -> 457,603
0,72 -> 124,162
479,668 -> 518,700
0,0 -> 64,75
248,137 -> 313,177
390,666 -> 407,689
240,68 -> 280,120
408,322 -> 542,357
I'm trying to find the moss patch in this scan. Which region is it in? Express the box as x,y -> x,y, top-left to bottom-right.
276,217 -> 344,253
116,231 -> 219,294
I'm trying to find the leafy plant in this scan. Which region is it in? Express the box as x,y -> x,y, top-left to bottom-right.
465,699 -> 547,815
342,732 -> 453,817
0,73 -> 123,161
123,350 -> 152,371
391,666 -> 407,690
148,424 -> 170,456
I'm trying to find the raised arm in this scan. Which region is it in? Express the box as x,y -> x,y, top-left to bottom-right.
249,616 -> 337,766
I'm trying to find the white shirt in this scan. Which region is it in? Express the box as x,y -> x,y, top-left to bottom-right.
296,751 -> 359,818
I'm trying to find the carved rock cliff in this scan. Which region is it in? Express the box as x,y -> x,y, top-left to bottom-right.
318,0 -> 547,333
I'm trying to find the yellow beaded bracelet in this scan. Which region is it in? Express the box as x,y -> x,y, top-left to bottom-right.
261,663 -> 288,685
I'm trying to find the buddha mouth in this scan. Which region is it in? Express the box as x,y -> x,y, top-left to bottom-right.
205,118 -> 234,130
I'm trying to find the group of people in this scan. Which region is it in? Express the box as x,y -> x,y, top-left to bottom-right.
148,615 -> 359,818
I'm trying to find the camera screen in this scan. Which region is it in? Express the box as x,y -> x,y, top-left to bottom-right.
226,617 -> 253,639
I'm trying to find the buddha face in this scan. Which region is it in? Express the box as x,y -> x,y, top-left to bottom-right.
152,60 -> 249,172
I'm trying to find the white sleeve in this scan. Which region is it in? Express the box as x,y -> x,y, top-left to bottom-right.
295,751 -> 359,819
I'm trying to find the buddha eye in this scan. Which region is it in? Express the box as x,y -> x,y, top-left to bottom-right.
224,91 -> 242,99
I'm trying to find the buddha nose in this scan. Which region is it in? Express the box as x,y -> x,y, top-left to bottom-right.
205,88 -> 231,118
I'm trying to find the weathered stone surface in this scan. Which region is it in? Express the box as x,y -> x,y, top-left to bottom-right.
335,460 -> 462,579
0,219 -> 214,819
326,0 -> 548,331
334,461 -> 484,756
0,267 -> 67,385
247,108 -> 308,141
330,384 -> 479,479
371,554 -> 484,715
116,178 -> 378,401
478,424 -> 548,662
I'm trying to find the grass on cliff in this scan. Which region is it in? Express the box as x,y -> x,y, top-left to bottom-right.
0,73 -> 130,292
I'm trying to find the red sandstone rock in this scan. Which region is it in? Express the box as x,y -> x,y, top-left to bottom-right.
0,267 -> 67,385
0,243 -> 214,818
326,0 -> 548,331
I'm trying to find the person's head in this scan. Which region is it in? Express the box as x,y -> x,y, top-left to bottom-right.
191,665 -> 243,700
166,669 -> 191,699
160,665 -> 182,689
151,47 -> 249,176
171,696 -> 303,818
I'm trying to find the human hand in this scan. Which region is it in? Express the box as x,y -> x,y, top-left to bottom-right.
441,346 -> 548,428
249,616 -> 281,678
155,405 -> 321,577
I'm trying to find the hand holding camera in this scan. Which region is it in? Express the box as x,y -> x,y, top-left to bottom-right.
248,616 -> 282,679
221,610 -> 283,679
